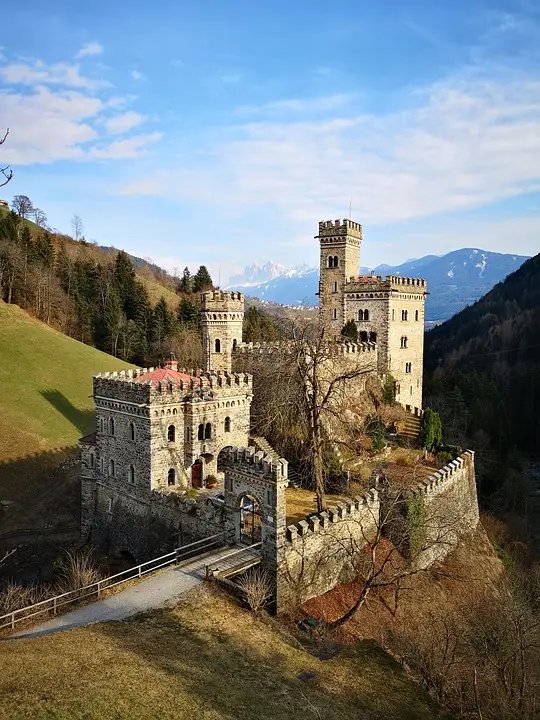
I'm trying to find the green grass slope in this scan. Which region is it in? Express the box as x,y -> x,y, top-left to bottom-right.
0,301 -> 131,463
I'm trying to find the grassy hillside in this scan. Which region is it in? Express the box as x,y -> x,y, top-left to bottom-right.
0,587 -> 440,720
0,301 -> 131,463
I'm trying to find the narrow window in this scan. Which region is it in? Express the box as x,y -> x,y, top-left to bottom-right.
410,385 -> 413,395
401,310 -> 408,321
99,418 -> 104,433
109,459 -> 115,477
109,418 -> 115,436
392,309 -> 395,321
129,422 -> 135,441
232,339 -> 238,351
400,336 -> 408,349
107,498 -> 113,514
128,465 -> 135,484
358,309 -> 363,321
364,309 -> 369,322
205,423 -> 212,440
198,424 -> 204,440
90,453 -> 95,467
186,426 -> 192,442
167,468 -> 176,486
215,338 -> 221,353
333,255 -> 339,267
167,425 -> 176,442
224,416 -> 231,433
333,281 -> 338,293
415,309 -> 419,321
396,383 -> 400,395
332,309 -> 337,320
100,458 -> 105,473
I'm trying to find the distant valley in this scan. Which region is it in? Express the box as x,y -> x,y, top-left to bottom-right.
228,249 -> 530,322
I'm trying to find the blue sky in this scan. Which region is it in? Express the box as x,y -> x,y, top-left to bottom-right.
1,0 -> 539,283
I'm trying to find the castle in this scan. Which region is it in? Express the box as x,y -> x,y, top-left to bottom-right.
80,219 -> 478,610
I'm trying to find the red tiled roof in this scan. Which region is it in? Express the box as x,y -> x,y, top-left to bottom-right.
135,368 -> 197,387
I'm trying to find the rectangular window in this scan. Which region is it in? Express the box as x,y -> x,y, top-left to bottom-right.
333,309 -> 337,320
333,281 -> 338,293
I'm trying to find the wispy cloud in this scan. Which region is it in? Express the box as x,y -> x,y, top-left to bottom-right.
0,60 -> 109,90
130,70 -> 146,81
0,52 -> 160,164
236,94 -> 356,116
119,71 -> 540,228
75,42 -> 103,59
104,111 -> 145,135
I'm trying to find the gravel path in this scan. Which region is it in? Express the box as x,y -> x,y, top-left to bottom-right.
9,546 -> 243,640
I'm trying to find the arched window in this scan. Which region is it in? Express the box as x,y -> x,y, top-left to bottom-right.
405,362 -> 412,373
401,309 -> 408,321
215,339 -> 221,353
109,459 -> 115,477
369,332 -> 377,342
197,424 -> 204,440
167,425 -> 176,442
205,423 -> 212,439
358,309 -> 363,321
129,422 -> 135,441
415,309 -> 419,321
400,336 -> 408,348
167,468 -> 176,486
109,418 -> 115,436
364,309 -> 369,322
327,255 -> 334,268
128,465 -> 135,484
232,339 -> 238,351
224,416 -> 231,433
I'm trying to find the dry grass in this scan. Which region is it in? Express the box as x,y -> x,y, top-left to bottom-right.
0,586 -> 441,720
285,486 -> 365,524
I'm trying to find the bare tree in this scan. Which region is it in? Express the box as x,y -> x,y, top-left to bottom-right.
71,214 -> 84,241
0,548 -> 16,567
238,320 -> 377,512
33,207 -> 48,228
0,128 -> 13,187
12,194 -> 33,219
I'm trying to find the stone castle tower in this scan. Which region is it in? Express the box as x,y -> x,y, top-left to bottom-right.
317,219 -> 363,333
318,219 -> 427,413
201,291 -> 244,372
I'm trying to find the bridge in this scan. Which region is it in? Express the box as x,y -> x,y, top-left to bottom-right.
2,536 -> 262,640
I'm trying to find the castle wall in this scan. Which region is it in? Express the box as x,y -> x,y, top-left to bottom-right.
279,490 -> 380,607
407,450 -> 479,569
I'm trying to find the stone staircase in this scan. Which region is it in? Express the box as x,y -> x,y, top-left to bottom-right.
249,436 -> 280,460
399,413 -> 422,441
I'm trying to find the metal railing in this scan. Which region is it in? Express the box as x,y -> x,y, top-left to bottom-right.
0,533 -> 226,633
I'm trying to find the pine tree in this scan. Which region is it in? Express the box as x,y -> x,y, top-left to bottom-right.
419,408 -> 443,450
382,374 -> 396,404
192,265 -> 213,292
177,297 -> 200,330
341,319 -> 358,341
177,267 -> 193,293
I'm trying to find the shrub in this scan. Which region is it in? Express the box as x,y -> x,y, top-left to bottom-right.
55,548 -> 100,594
238,567 -> 274,613
0,583 -> 44,614
437,451 -> 454,466
341,319 -> 358,342
205,474 -> 218,488
395,454 -> 415,467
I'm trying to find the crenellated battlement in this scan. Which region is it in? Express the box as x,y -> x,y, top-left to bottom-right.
233,339 -> 377,357
345,275 -> 427,293
93,368 -> 252,399
411,450 -> 475,498
286,488 -> 379,543
316,218 -> 362,239
221,445 -> 288,481
201,290 -> 244,313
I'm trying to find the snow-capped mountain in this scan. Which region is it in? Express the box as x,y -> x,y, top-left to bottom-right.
228,249 -> 530,322
227,261 -> 290,288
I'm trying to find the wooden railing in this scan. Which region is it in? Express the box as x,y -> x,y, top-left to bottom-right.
0,533 -> 226,633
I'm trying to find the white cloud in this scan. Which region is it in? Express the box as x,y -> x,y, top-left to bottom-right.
89,132 -> 162,159
0,53 -> 160,165
130,70 -> 146,81
236,94 -> 355,116
75,42 -> 103,59
119,72 -> 540,228
0,60 -> 109,89
104,111 -> 145,135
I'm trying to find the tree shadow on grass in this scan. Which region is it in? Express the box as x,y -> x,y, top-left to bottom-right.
97,592 -> 440,720
40,389 -> 95,437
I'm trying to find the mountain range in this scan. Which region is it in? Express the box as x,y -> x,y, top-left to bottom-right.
227,249 -> 531,322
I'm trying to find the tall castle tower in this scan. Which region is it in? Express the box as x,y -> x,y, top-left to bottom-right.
201,291 -> 244,372
317,219 -> 362,335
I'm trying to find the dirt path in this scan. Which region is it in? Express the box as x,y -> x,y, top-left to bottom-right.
9,546 -> 243,640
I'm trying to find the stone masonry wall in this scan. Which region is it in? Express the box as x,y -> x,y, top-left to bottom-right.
278,489 -> 380,607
